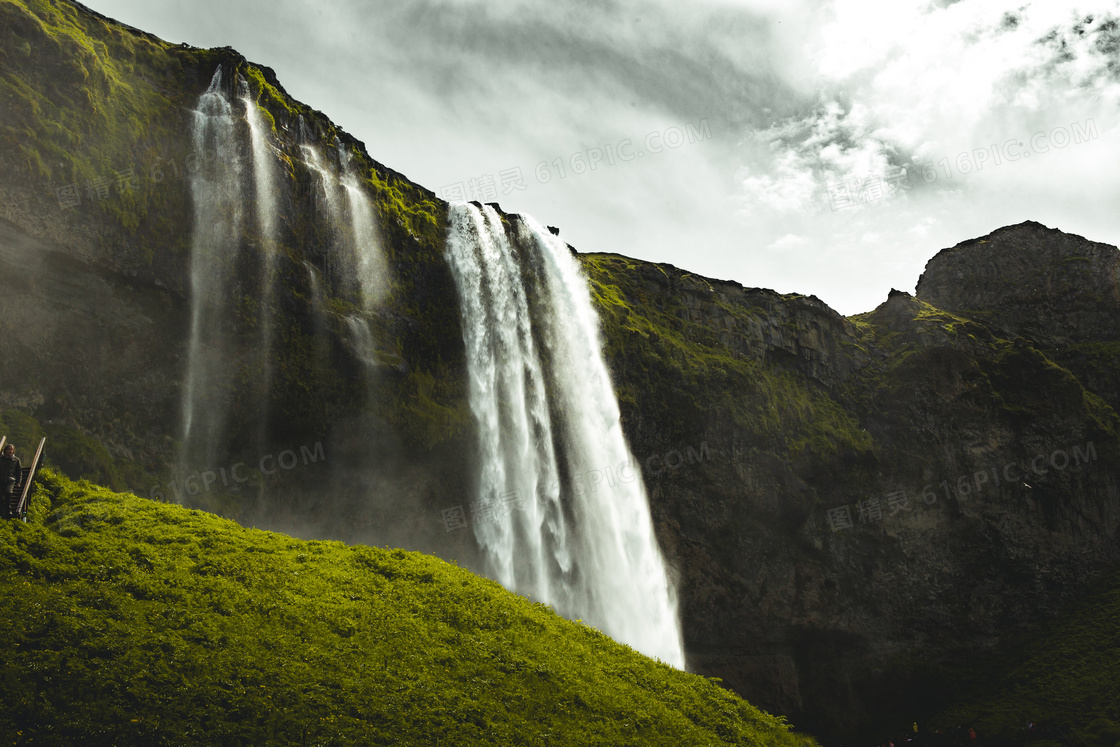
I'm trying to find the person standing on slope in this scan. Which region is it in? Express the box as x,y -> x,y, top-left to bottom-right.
0,443 -> 22,518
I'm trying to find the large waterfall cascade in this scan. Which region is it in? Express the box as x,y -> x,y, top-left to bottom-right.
445,202 -> 685,668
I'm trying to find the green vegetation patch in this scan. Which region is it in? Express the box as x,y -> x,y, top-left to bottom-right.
0,0 -> 213,258
0,471 -> 817,746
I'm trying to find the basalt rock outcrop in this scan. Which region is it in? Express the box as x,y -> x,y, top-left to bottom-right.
1,1 -> 1118,743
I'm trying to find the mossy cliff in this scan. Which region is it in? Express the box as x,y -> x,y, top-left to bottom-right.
927,558 -> 1120,747
1,1 -> 1119,743
0,0 -> 472,559
579,224 -> 1119,740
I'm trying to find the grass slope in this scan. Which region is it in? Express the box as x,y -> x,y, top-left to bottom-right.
0,470 -> 818,746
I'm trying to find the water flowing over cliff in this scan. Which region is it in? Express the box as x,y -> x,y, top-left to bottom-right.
239,75 -> 279,451
176,67 -> 682,664
179,67 -> 396,492
445,202 -> 684,667
181,68 -> 246,475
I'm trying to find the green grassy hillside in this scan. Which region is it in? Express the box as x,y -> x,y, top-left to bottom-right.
0,470 -> 819,746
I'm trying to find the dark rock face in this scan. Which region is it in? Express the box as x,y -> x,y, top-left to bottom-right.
2,3 -> 1119,744
585,228 -> 1119,740
916,220 -> 1120,415
916,221 -> 1120,348
0,215 -> 184,475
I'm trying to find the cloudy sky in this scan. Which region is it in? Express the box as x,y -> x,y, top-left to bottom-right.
86,0 -> 1120,315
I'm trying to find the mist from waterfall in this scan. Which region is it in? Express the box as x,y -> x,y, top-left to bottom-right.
445,202 -> 685,668
180,67 -> 245,479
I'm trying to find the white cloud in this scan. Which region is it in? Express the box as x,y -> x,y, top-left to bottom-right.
766,233 -> 810,252
80,0 -> 1120,315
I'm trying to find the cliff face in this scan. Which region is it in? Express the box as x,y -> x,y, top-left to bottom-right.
586,227 -> 1120,736
0,0 -> 479,564
2,1 -> 1119,742
916,220 -> 1120,417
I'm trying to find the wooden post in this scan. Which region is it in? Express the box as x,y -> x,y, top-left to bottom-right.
15,437 -> 45,522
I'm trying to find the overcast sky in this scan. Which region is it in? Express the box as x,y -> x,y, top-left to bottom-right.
85,0 -> 1120,315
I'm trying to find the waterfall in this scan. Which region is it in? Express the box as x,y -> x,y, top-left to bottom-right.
301,144 -> 387,312
300,144 -> 344,289
240,79 -> 278,253
345,314 -> 378,369
180,67 -> 245,479
304,141 -> 388,368
445,202 -> 685,668
303,260 -> 328,340
240,77 -> 279,450
179,70 -> 386,534
341,172 -> 388,312
300,143 -> 342,216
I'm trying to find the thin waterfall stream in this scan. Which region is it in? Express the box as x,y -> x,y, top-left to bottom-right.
181,68 -> 245,477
